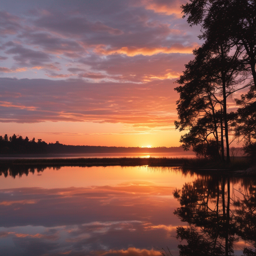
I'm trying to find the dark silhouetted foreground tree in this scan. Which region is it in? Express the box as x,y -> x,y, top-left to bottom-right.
235,87 -> 256,161
175,0 -> 256,162
175,42 -> 244,161
182,0 -> 256,88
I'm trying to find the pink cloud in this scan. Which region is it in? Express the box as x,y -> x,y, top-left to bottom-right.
0,100 -> 37,111
140,0 -> 187,16
94,44 -> 198,56
0,11 -> 23,35
0,67 -> 27,73
0,1 -> 201,137
0,77 -> 179,128
0,200 -> 37,206
101,247 -> 162,256
79,53 -> 193,83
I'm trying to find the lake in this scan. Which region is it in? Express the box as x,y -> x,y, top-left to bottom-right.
0,152 -> 196,159
0,165 -> 255,256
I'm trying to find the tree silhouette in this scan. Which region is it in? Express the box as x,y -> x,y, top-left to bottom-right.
175,42 -> 243,161
235,87 -> 256,161
176,0 -> 256,162
182,0 -> 256,88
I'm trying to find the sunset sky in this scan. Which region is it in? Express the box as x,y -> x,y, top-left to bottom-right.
0,0 -> 202,147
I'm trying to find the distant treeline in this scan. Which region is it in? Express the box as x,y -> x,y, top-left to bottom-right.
0,134 -> 190,154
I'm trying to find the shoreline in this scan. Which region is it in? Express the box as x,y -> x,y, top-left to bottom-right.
0,157 -> 189,167
0,157 -> 254,175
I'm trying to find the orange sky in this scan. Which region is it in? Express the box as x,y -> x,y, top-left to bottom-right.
0,0 -> 202,147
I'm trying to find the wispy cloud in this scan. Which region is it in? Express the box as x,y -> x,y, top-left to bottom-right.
0,78 -> 178,127
0,0 -> 200,137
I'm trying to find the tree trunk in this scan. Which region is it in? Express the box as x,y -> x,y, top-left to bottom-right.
217,179 -> 219,219
242,40 -> 256,88
223,88 -> 230,164
208,92 -> 220,158
225,177 -> 230,256
222,177 -> 225,217
220,108 -> 225,161
250,61 -> 256,88
221,46 -> 230,164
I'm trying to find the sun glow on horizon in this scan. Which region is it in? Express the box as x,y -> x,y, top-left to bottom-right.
141,145 -> 152,148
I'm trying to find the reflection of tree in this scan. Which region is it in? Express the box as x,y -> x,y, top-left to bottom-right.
234,182 -> 256,255
0,165 -> 60,178
176,226 -> 224,256
173,176 -> 236,256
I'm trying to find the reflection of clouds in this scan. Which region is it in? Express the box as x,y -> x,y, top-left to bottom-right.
144,224 -> 177,232
62,221 -> 178,255
68,221 -> 144,237
0,183 -> 181,255
0,227 -> 61,256
0,221 -> 179,256
12,235 -> 59,256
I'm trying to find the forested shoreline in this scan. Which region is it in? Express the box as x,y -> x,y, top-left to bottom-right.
0,134 -> 190,154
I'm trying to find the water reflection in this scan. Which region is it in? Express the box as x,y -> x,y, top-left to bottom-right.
0,165 -> 192,256
0,165 -> 48,178
0,165 -> 255,255
173,175 -> 256,256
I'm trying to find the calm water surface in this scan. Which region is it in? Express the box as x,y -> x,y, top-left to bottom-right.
0,165 -> 255,255
0,152 -> 195,159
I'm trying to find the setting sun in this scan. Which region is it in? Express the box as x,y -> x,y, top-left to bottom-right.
141,145 -> 152,148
